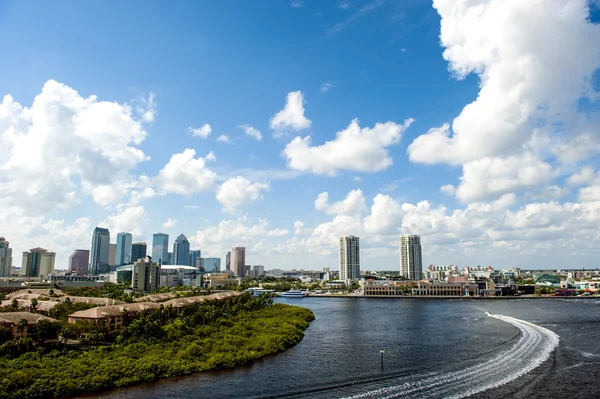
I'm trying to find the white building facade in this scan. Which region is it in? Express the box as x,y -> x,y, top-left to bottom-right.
400,234 -> 422,281
339,235 -> 360,282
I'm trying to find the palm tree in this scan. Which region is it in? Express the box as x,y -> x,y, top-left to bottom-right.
10,299 -> 18,309
30,298 -> 38,312
16,318 -> 28,338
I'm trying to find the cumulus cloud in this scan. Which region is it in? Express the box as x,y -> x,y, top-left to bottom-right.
283,118 -> 414,175
216,176 -> 270,212
216,134 -> 230,143
162,218 -> 177,228
314,189 -> 366,215
239,124 -> 262,141
270,91 -> 311,134
189,124 -> 212,138
320,82 -> 335,93
155,149 -> 217,195
566,166 -> 596,186
100,205 -> 147,238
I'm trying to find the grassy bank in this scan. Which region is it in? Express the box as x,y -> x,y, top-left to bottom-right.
0,297 -> 314,399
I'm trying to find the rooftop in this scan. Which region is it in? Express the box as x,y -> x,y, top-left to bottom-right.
0,312 -> 58,325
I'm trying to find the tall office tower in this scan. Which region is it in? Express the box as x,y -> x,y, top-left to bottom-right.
189,250 -> 201,269
253,265 -> 265,278
173,234 -> 190,265
0,237 -> 13,277
131,256 -> 161,293
108,243 -> 116,266
203,258 -> 221,273
167,252 -> 173,264
115,232 -> 133,266
230,247 -> 246,276
400,234 -> 423,281
152,233 -> 169,265
225,251 -> 231,272
339,235 -> 360,281
22,248 -> 56,277
69,249 -> 90,274
131,242 -> 147,263
90,227 -> 110,275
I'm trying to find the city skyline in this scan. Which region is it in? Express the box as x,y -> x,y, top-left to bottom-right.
1,1 -> 600,271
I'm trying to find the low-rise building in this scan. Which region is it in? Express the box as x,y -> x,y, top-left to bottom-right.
0,312 -> 59,340
203,273 -> 240,288
412,282 -> 478,297
363,280 -> 414,296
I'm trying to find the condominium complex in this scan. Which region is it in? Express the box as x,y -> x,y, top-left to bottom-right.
152,233 -> 169,265
173,234 -> 190,266
115,232 -> 133,266
230,247 -> 246,276
90,227 -> 110,275
131,256 -> 161,292
0,238 -> 12,277
69,249 -> 90,274
339,235 -> 360,281
22,248 -> 56,278
400,234 -> 423,281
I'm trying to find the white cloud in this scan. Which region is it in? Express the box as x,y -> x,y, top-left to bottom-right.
137,93 -> 156,123
314,189 -> 366,215
100,205 -> 147,238
270,91 -> 312,134
239,124 -> 262,141
205,151 -> 217,162
216,176 -> 270,212
566,166 -> 596,186
216,134 -> 230,143
363,194 -> 403,235
155,149 -> 217,195
189,124 -> 212,138
320,82 -> 335,93
283,118 -> 414,175
163,218 -> 177,228
440,184 -> 456,196
290,1 -> 303,7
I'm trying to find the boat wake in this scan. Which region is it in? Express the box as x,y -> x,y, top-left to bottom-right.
339,314 -> 560,399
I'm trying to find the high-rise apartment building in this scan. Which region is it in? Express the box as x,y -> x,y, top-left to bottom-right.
225,251 -> 231,272
115,232 -> 133,266
400,234 -> 423,281
203,257 -> 221,273
131,256 -> 161,293
173,234 -> 190,265
339,235 -> 360,281
189,250 -> 201,269
230,247 -> 246,276
0,237 -> 13,277
131,242 -> 147,263
22,248 -> 56,277
152,233 -> 169,265
90,227 -> 110,275
69,249 -> 90,274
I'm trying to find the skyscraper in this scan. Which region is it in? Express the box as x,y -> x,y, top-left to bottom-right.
189,249 -> 201,268
131,242 -> 147,263
152,233 -> 169,265
90,227 -> 110,275
69,249 -> 90,274
0,237 -> 13,277
109,243 -> 116,266
225,251 -> 231,272
115,232 -> 133,266
339,235 -> 360,281
400,234 -> 422,281
173,234 -> 190,265
203,257 -> 221,273
230,247 -> 246,276
22,248 -> 56,277
131,256 -> 161,293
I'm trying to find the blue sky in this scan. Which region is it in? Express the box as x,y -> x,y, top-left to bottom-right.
1,0 -> 600,271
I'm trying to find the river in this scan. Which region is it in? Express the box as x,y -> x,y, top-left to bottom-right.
80,297 -> 600,399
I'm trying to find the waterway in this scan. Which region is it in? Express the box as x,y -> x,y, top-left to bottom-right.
82,297 -> 600,398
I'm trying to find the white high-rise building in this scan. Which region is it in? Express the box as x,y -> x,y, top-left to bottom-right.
339,235 -> 360,281
131,256 -> 161,293
400,234 -> 422,281
22,248 -> 56,278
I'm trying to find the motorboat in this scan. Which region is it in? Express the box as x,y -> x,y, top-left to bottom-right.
278,290 -> 306,298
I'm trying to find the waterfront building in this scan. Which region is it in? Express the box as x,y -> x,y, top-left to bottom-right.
203,257 -> 221,273
69,250 -> 90,274
411,281 -> 478,297
400,234 -> 422,281
363,280 -> 414,296
173,234 -> 190,266
152,233 -> 169,265
0,237 -> 13,277
339,235 -> 360,281
225,251 -> 231,272
230,247 -> 246,277
90,227 -> 110,275
189,250 -> 201,269
131,242 -> 147,263
131,256 -> 161,293
22,248 -> 56,278
115,232 -> 133,266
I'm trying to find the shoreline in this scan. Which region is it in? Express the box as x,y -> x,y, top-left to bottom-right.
300,294 -> 598,300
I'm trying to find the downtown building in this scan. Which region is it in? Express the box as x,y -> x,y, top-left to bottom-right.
131,242 -> 147,263
190,249 -> 201,269
173,234 -> 190,265
22,248 -> 56,278
69,249 -> 90,274
90,227 -> 110,275
0,237 -> 13,277
339,235 -> 360,281
131,256 -> 161,293
115,232 -> 133,266
400,234 -> 423,281
152,233 -> 169,265
230,247 -> 246,277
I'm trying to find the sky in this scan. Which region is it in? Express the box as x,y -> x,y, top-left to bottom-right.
1,0 -> 600,271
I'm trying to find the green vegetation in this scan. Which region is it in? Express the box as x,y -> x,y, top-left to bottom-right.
0,294 -> 314,399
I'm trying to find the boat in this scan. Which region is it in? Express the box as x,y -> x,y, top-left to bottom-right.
485,311 -> 494,316
278,290 -> 306,298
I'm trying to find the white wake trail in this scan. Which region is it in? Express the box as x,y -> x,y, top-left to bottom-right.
339,314 -> 559,399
